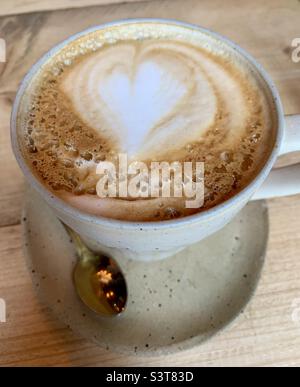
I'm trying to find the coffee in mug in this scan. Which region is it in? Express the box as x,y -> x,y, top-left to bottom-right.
16,22 -> 277,221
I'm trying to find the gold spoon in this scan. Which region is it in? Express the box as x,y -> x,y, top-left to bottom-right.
63,224 -> 127,316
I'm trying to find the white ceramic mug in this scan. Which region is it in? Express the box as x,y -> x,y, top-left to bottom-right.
11,19 -> 300,262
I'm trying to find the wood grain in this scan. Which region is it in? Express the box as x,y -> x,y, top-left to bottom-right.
0,0 -> 150,17
0,0 -> 300,366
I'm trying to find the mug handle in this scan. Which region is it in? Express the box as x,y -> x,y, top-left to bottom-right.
252,115 -> 300,200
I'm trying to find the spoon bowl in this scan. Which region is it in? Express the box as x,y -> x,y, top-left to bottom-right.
64,224 -> 127,316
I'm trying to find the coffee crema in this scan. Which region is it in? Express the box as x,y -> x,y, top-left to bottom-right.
18,22 -> 276,221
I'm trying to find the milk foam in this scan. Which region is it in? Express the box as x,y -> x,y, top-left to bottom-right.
19,22 -> 276,221
61,40 -> 248,160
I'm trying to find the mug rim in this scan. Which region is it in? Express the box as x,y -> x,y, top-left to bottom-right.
11,18 -> 284,230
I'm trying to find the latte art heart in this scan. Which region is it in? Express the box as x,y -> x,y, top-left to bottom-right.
61,42 -> 224,159
98,60 -> 188,157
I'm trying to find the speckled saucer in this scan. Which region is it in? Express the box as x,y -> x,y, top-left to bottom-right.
23,187 -> 268,356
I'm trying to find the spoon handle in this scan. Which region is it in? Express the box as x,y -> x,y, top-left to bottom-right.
62,223 -> 98,264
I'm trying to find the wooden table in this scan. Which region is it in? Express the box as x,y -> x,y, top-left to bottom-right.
0,0 -> 300,367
